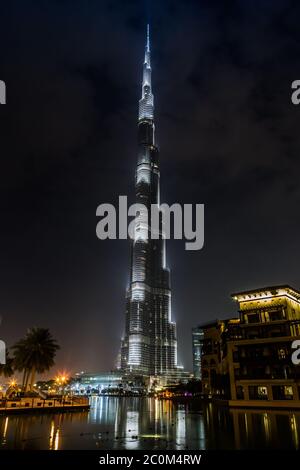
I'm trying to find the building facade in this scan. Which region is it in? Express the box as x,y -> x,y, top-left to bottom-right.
229,285 -> 300,406
120,25 -> 177,376
200,319 -> 240,397
73,372 -> 149,394
200,285 -> 300,407
192,327 -> 204,379
73,372 -> 123,393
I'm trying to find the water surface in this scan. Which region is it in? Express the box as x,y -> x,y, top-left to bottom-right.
0,397 -> 299,450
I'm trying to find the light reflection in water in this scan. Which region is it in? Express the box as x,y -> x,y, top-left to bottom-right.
1,416 -> 8,446
176,407 -> 186,449
263,413 -> 271,444
54,428 -> 60,450
124,411 -> 139,450
0,398 -> 299,450
49,420 -> 55,450
290,414 -> 299,449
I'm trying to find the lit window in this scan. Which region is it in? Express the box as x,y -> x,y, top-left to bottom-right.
284,386 -> 293,399
258,386 -> 268,399
278,348 -> 286,359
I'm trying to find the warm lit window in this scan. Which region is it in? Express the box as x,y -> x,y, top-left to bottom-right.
284,386 -> 293,399
278,348 -> 286,359
258,386 -> 268,399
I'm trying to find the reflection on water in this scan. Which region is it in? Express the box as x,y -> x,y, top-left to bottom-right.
0,397 -> 299,450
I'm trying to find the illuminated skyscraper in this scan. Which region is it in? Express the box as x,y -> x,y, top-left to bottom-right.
121,25 -> 178,376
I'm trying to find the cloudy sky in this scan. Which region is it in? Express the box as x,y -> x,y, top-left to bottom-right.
0,0 -> 300,374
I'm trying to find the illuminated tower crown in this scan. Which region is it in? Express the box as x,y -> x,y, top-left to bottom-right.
139,24 -> 154,121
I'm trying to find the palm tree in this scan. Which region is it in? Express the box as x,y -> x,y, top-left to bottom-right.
0,351 -> 14,378
12,328 -> 60,391
13,337 -> 31,390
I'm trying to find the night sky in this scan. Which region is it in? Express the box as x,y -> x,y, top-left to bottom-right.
0,0 -> 300,375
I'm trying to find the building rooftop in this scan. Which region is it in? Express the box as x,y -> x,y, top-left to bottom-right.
231,285 -> 300,302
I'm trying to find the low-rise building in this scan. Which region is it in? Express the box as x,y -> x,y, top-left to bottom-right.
229,285 -> 300,407
73,371 -> 123,393
199,285 -> 300,408
200,318 -> 240,397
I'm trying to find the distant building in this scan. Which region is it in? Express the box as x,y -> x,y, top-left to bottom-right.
199,285 -> 300,407
73,371 -> 123,393
200,318 -> 240,397
150,368 -> 193,389
73,369 -> 192,394
192,327 -> 204,379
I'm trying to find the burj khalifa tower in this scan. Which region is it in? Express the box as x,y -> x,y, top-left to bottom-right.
120,25 -> 178,376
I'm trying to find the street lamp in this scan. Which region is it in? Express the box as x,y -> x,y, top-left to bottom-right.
55,373 -> 69,397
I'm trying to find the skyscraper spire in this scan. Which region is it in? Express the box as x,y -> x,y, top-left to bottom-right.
121,25 -> 178,376
146,23 -> 150,52
139,24 -> 154,121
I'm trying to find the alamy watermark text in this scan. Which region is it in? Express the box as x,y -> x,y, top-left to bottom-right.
96,196 -> 204,251
0,80 -> 6,104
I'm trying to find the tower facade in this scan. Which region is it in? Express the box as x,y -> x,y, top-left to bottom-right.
121,25 -> 177,376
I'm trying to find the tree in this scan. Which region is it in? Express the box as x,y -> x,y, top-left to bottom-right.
12,328 -> 60,391
12,337 -> 30,390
